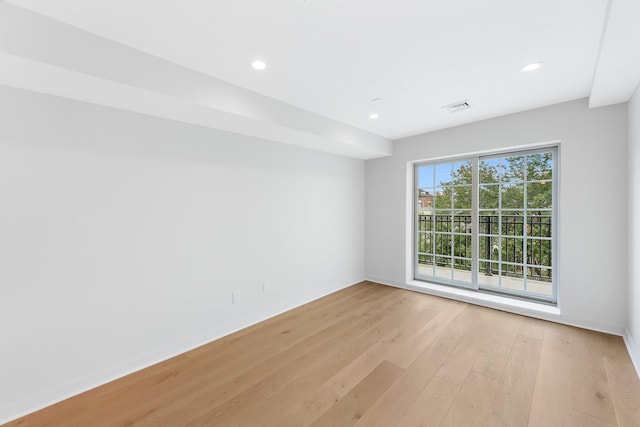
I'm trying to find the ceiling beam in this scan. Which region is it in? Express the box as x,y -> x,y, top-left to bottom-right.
589,0 -> 640,108
0,3 -> 392,159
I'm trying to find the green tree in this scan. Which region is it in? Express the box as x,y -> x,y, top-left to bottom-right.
502,153 -> 552,213
434,161 -> 500,211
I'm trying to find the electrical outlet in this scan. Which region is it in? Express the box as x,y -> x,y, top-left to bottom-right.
232,291 -> 240,304
263,281 -> 271,293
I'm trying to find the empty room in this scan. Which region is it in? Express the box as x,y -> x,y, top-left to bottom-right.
1,0 -> 640,426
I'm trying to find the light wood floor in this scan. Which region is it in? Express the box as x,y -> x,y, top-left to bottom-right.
4,282 -> 640,427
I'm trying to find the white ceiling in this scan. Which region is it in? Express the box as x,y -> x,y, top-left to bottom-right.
2,0 -> 639,156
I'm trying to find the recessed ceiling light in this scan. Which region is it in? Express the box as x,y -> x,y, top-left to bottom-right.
372,98 -> 382,103
521,62 -> 543,72
369,113 -> 379,119
251,60 -> 267,70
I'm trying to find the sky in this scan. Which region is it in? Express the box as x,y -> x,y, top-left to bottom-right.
417,161 -> 470,190
417,157 -> 547,190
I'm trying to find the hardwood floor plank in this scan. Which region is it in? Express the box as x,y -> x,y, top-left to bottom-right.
309,361 -> 404,427
488,334 -> 542,427
439,371 -> 499,427
385,299 -> 466,368
570,356 -> 618,425
1,419 -> 28,427
449,303 -> 493,333
352,323 -> 466,426
518,316 -> 548,341
598,334 -> 635,364
265,293 -> 440,427
254,294 -> 432,400
603,356 -> 640,426
472,310 -> 523,381
567,326 -> 633,367
472,337 -> 513,381
436,321 -> 496,385
571,409 -> 618,427
395,375 -> 459,427
528,323 -> 573,427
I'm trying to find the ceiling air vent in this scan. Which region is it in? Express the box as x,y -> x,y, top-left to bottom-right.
442,100 -> 471,113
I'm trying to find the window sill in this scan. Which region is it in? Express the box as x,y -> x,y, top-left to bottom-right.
405,279 -> 561,319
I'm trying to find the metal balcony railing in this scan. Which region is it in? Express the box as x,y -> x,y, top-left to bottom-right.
417,214 -> 552,282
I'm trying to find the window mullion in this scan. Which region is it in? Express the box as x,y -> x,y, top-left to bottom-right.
497,161 -> 502,289
471,157 -> 479,290
523,156 -> 528,294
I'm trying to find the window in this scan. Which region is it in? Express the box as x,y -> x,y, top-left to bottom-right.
415,146 -> 557,303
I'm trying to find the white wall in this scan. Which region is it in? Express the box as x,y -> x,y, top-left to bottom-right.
366,98 -> 628,333
0,86 -> 365,423
627,85 -> 640,371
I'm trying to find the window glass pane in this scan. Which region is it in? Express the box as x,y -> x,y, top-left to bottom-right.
435,163 -> 452,186
433,213 -> 452,232
501,213 -> 524,236
501,237 -> 524,264
502,156 -> 525,182
452,161 -> 472,185
527,182 -> 552,209
434,187 -> 452,210
527,238 -> 552,267
434,233 -> 452,255
434,256 -> 452,279
416,254 -> 434,279
417,188 -> 434,213
417,165 -> 435,188
417,215 -> 426,232
526,213 -> 552,238
453,211 -> 472,234
500,269 -> 525,292
479,158 -> 500,184
453,186 -> 471,209
501,183 -> 524,209
417,232 -> 432,255
526,266 -> 552,296
526,153 -> 553,181
477,262 -> 499,287
479,215 -> 499,236
453,232 -> 472,258
453,264 -> 472,282
479,185 -> 499,209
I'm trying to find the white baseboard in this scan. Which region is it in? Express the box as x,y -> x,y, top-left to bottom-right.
366,275 -> 624,336
624,329 -> 640,378
0,278 -> 363,425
